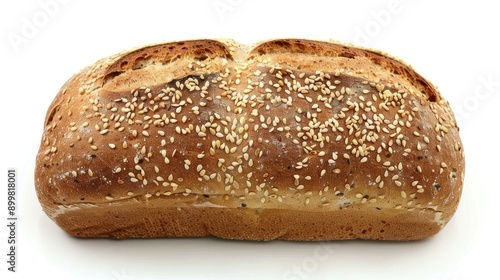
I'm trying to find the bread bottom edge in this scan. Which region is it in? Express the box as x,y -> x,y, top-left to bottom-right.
45,202 -> 447,241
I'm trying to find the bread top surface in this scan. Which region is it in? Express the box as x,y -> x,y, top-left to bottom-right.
35,39 -> 465,223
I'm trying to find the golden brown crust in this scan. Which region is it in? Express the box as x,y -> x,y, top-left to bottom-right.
35,39 -> 465,240
51,203 -> 442,241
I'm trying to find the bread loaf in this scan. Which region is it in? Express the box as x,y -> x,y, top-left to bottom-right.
35,39 -> 465,241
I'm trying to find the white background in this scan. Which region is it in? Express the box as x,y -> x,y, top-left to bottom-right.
0,0 -> 498,279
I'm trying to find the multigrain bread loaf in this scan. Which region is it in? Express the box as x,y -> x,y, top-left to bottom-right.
35,39 -> 465,241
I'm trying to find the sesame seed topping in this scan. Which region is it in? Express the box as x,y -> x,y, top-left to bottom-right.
37,44 -> 466,223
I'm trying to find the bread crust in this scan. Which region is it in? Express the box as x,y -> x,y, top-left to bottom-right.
35,39 -> 465,240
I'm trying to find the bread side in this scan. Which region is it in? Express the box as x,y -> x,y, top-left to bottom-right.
35,39 -> 465,240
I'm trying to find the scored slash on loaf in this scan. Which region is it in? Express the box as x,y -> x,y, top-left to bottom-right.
35,39 -> 465,241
